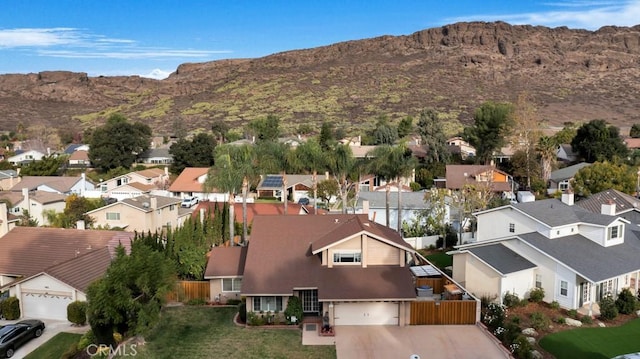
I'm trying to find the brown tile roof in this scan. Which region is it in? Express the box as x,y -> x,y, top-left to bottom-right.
125,182 -> 156,191
9,176 -> 86,193
193,202 -> 309,223
168,167 -> 210,192
0,227 -> 134,278
204,246 -> 247,278
0,191 -> 24,206
45,247 -> 113,292
240,214 -> 416,300
445,165 -> 511,192
121,194 -> 181,211
69,150 -> 89,161
30,191 -> 66,205
134,168 -> 166,179
624,138 -> 640,149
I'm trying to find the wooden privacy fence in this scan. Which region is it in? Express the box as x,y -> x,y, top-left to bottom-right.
410,300 -> 477,325
416,277 -> 445,295
166,281 -> 210,302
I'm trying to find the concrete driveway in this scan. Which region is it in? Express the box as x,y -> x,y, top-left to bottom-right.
0,319 -> 89,359
334,325 -> 510,359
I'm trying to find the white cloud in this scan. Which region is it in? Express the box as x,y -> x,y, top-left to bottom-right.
447,0 -> 640,30
0,28 -> 82,47
142,69 -> 172,80
38,49 -> 230,59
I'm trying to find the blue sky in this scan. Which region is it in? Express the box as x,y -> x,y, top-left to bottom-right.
1,1 -> 639,79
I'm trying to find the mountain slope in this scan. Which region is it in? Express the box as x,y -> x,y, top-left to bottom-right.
1,21 -> 640,137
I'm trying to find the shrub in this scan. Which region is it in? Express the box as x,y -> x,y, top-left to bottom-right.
76,329 -> 96,351
1,296 -> 20,320
615,288 -> 637,314
529,287 -> 545,303
567,309 -> 578,319
599,296 -> 618,320
530,311 -> 551,331
238,302 -> 247,323
510,315 -> 521,325
483,302 -> 506,331
550,301 -> 560,310
503,292 -> 521,308
284,296 -> 303,325
67,301 -> 87,325
555,316 -> 566,324
226,298 -> 241,306
247,312 -> 265,326
511,335 -> 534,359
580,315 -> 593,324
186,298 -> 206,306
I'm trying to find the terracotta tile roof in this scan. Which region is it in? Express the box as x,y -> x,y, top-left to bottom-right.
9,176 -> 88,193
45,247 -> 113,292
204,246 -> 247,278
0,227 -> 134,278
240,214 -> 416,300
168,167 -> 210,192
69,150 -> 89,161
624,138 -> 640,149
193,202 -> 309,223
445,165 -> 511,192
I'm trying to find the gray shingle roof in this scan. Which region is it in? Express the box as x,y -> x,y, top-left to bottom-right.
512,198 -> 617,227
576,189 -> 640,215
357,191 -> 428,209
467,243 -> 536,275
519,230 -> 640,282
549,162 -> 590,182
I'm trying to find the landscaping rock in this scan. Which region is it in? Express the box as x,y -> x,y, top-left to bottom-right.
531,350 -> 543,359
597,322 -> 606,327
522,328 -> 538,336
526,336 -> 536,345
636,309 -> 640,317
565,317 -> 582,327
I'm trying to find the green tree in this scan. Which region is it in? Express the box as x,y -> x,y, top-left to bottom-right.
169,133 -> 216,174
246,115 -> 280,143
371,115 -> 398,145
417,108 -> 450,164
211,119 -> 229,144
464,101 -> 514,164
20,155 -> 66,176
571,161 -> 636,196
319,121 -> 337,151
630,124 -> 640,138
315,179 -> 339,207
424,188 -> 448,249
88,114 -> 152,171
552,122 -> 578,145
327,144 -> 358,213
571,119 -> 628,163
295,139 -> 327,213
397,116 -> 414,138
537,136 -> 557,183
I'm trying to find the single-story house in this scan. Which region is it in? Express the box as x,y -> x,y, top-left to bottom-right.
9,175 -> 95,196
547,162 -> 590,195
7,150 -> 46,166
168,167 -> 227,202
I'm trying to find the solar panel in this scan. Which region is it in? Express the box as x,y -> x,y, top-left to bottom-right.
262,175 -> 283,188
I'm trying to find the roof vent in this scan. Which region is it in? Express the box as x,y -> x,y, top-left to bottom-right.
142,202 -> 150,209
334,218 -> 339,223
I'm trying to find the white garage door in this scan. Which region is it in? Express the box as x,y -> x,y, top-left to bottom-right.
21,292 -> 73,321
334,302 -> 399,325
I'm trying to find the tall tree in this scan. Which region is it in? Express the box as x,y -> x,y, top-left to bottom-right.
463,101 -> 514,164
88,114 -> 152,171
327,144 -> 357,213
169,133 -> 216,174
295,138 -> 327,214
397,116 -> 414,138
246,115 -> 280,143
552,122 -> 578,145
571,161 -> 636,196
319,121 -> 337,151
537,136 -> 557,183
509,93 -> 542,189
417,108 -> 450,164
571,119 -> 628,163
371,115 -> 398,145
630,124 -> 640,138
211,119 -> 230,144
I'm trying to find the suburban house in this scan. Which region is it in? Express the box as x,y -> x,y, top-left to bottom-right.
354,191 -> 441,232
444,165 -> 514,194
547,162 -> 591,195
9,175 -> 95,196
556,144 -> 578,163
205,214 -> 479,327
0,170 -> 20,191
68,150 -> 91,168
193,202 -> 312,225
0,188 -> 66,226
450,193 -> 640,313
623,138 -> 640,151
7,149 -> 46,166
168,167 -> 227,202
86,194 -> 187,232
63,144 -> 90,154
137,148 -> 173,165
576,189 -> 640,224
0,227 -> 134,320
447,136 -> 476,160
97,168 -> 170,194
256,174 -> 315,203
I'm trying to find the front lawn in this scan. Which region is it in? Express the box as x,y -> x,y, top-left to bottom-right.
127,306 -> 336,359
539,318 -> 640,359
24,332 -> 82,359
423,251 -> 452,269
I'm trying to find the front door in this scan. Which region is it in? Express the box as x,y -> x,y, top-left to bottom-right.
579,282 -> 591,306
300,290 -> 319,314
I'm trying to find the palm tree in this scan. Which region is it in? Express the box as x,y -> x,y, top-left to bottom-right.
537,136 -> 557,183
295,139 -> 327,214
328,144 -> 357,213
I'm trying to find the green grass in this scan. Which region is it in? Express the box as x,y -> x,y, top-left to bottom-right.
125,306 -> 336,359
24,332 -> 82,359
539,318 -> 640,359
424,252 -> 453,269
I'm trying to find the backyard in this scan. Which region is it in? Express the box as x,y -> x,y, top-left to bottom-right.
119,306 -> 336,359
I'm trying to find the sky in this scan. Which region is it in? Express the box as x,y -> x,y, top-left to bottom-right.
1,1 -> 639,79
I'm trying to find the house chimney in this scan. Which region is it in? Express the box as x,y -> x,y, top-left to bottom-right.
0,202 -> 9,237
601,200 -> 616,216
150,196 -> 158,209
164,166 -> 169,176
363,200 -> 369,214
21,187 -> 29,209
561,191 -> 574,206
76,220 -> 85,230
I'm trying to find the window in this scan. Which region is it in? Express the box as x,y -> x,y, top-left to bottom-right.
101,185 -> 107,193
106,212 -> 120,221
608,225 -> 623,240
254,296 -> 282,312
559,180 -> 570,191
333,251 -> 362,263
169,204 -> 175,211
509,223 -> 515,233
560,280 -> 568,296
222,278 -> 242,292
535,274 -> 542,289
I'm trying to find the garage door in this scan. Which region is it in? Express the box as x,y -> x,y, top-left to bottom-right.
21,291 -> 73,321
333,302 -> 399,325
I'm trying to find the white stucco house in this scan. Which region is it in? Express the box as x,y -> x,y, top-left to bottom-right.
449,192 -> 640,314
